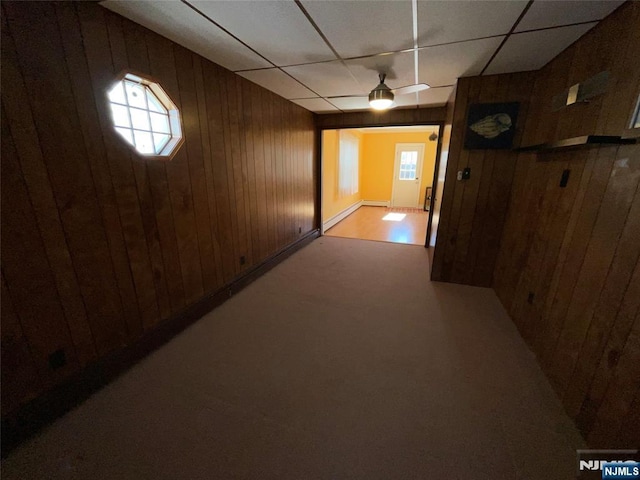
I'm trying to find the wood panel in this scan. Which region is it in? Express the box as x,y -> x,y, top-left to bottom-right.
433,1 -> 640,447
1,1 -> 315,419
315,107 -> 446,129
430,72 -> 533,285
492,3 -> 640,447
4,1 -> 128,355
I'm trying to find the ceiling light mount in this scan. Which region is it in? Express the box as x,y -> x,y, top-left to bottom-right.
369,73 -> 394,111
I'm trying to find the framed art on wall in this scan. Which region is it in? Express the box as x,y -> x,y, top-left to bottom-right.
464,102 -> 520,149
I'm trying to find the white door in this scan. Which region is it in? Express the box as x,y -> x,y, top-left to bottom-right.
391,143 -> 425,208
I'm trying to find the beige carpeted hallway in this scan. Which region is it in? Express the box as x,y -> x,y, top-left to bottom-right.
2,237 -> 584,479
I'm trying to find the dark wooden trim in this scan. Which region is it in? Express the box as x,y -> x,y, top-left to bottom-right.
314,116 -> 444,241
425,123 -> 445,247
314,120 -> 323,232
0,228 -> 319,457
315,107 -> 447,130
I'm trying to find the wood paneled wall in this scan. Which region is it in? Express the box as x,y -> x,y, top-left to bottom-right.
428,87 -> 456,248
1,1 -> 316,416
431,72 -> 534,285
315,107 -> 445,129
434,1 -> 639,447
493,2 -> 640,447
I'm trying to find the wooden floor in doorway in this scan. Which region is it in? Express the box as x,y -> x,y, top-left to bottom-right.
325,206 -> 428,245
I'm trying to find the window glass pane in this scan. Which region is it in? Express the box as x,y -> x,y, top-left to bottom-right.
338,131 -> 359,197
130,108 -> 150,131
125,81 -> 147,109
115,127 -> 133,145
147,90 -> 167,113
108,74 -> 182,158
401,151 -> 417,166
108,82 -> 127,104
150,112 -> 170,134
153,133 -> 170,153
133,130 -> 154,154
110,104 -> 130,128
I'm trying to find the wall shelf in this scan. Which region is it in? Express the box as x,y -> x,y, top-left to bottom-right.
515,135 -> 636,153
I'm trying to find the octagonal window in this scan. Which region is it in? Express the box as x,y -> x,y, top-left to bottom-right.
107,73 -> 182,158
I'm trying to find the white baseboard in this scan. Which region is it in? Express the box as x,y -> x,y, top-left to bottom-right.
361,200 -> 390,207
322,200 -> 363,233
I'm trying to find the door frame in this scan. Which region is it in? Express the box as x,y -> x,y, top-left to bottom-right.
316,121 -> 444,247
390,143 -> 425,208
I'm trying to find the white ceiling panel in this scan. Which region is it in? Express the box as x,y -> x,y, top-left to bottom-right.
418,36 -> 504,87
300,0 -> 414,59
417,1 -> 527,46
393,93 -> 419,108
239,69 -> 316,99
283,61 -> 365,97
101,0 -> 271,71
291,98 -> 340,113
104,0 -> 618,114
484,23 -> 597,75
344,51 -> 416,94
417,86 -> 455,107
515,1 -> 624,32
329,97 -> 370,111
188,0 -> 336,67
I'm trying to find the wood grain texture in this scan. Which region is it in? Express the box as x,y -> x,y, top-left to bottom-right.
316,107 -> 446,129
433,2 -> 640,447
431,72 -> 533,286
1,1 -> 315,417
495,4 -> 640,447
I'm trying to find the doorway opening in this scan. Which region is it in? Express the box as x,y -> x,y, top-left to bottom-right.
320,125 -> 441,246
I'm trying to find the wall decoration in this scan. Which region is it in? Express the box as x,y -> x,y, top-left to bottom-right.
464,102 -> 520,149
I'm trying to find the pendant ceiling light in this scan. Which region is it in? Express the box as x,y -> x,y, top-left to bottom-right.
368,74 -> 394,110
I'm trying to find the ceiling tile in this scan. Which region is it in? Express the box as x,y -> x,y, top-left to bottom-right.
418,37 -> 504,87
392,93 -> 419,108
291,98 -> 340,113
484,23 -> 597,75
329,97 -> 370,111
417,86 -> 455,107
417,1 -> 527,46
101,0 -> 271,71
188,0 -> 336,67
300,0 -> 414,58
344,51 -> 416,95
283,61 -> 365,97
238,69 -> 316,99
515,1 -> 624,32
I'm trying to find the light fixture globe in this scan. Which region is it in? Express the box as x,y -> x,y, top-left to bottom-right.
368,74 -> 394,110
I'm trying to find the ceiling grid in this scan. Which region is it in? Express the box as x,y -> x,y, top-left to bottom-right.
102,0 -> 625,113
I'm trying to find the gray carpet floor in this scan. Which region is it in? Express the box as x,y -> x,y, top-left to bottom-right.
2,237 -> 585,479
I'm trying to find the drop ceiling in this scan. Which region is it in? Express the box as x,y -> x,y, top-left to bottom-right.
102,0 -> 624,114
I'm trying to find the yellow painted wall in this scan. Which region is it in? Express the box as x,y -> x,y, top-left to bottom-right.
361,131 -> 438,207
322,130 -> 362,222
